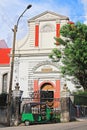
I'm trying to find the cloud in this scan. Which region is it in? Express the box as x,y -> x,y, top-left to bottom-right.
0,0 -> 86,46
81,0 -> 87,24
0,0 -> 71,47
0,0 -> 31,46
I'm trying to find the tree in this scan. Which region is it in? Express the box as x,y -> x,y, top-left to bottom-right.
49,22 -> 87,91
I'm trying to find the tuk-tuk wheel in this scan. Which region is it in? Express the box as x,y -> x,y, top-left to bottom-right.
25,121 -> 30,126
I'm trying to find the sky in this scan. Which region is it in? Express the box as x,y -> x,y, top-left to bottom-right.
0,0 -> 87,47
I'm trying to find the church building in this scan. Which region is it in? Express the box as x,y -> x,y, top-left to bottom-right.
13,11 -> 73,107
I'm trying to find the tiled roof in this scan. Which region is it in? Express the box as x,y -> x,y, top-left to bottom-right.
0,40 -> 8,48
0,48 -> 11,65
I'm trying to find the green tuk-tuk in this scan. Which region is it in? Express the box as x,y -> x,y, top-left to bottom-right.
21,102 -> 54,125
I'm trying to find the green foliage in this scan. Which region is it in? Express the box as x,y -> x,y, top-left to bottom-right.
49,48 -> 61,62
73,90 -> 87,95
60,22 -> 87,42
50,22 -> 87,91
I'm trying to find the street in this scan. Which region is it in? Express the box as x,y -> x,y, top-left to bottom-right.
0,121 -> 87,130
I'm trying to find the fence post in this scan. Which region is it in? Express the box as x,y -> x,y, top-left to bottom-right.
60,84 -> 70,122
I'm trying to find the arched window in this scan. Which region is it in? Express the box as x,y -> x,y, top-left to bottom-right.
40,24 -> 55,48
2,73 -> 8,93
40,24 -> 55,32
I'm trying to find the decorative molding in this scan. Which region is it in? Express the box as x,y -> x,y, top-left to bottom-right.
40,24 -> 55,32
33,60 -> 59,73
35,20 -> 40,25
56,19 -> 61,24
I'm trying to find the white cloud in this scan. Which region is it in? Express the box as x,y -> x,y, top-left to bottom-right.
0,0 -> 32,46
81,0 -> 87,24
0,0 -> 71,47
0,0 -> 85,46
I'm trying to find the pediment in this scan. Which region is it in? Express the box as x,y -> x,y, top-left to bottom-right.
29,11 -> 69,22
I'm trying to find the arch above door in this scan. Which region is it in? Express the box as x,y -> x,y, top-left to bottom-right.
41,82 -> 54,91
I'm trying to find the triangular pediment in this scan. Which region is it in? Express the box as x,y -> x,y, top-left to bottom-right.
28,11 -> 69,22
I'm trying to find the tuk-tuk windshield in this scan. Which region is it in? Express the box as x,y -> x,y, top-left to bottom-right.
22,102 -> 46,114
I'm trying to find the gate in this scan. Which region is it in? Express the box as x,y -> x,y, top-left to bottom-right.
74,95 -> 87,117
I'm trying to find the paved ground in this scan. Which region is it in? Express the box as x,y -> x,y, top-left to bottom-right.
0,117 -> 87,129
0,120 -> 87,130
76,117 -> 87,121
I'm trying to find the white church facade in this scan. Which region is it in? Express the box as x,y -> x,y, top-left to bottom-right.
12,11 -> 75,107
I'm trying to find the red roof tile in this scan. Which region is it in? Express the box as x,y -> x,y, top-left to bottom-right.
0,48 -> 11,64
68,21 -> 74,24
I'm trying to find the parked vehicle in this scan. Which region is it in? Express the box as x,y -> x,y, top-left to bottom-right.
21,102 -> 55,125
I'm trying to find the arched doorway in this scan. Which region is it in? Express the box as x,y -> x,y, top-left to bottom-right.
40,83 -> 54,108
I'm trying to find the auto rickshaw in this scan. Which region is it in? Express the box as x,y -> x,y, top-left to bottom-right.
21,102 -> 53,125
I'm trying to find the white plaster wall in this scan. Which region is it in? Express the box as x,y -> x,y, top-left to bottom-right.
13,54 -> 61,97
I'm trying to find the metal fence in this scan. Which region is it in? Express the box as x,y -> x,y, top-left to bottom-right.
74,95 -> 87,117
0,106 -> 7,125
